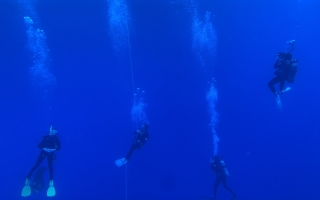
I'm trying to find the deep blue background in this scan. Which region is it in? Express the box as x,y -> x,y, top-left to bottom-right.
1,0 -> 320,199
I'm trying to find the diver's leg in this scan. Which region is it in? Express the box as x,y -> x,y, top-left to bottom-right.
47,153 -> 54,180
221,176 -> 237,198
46,153 -> 56,197
268,77 -> 281,94
125,143 -> 138,161
213,176 -> 222,200
27,151 -> 46,178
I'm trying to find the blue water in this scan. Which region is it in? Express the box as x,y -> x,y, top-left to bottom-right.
1,0 -> 320,199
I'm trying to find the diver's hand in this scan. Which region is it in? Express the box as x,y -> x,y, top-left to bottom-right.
43,148 -> 56,152
287,39 -> 296,44
47,148 -> 56,152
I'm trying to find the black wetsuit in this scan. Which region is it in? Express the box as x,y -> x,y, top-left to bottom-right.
268,59 -> 292,94
27,134 -> 61,180
125,129 -> 149,161
211,159 -> 237,200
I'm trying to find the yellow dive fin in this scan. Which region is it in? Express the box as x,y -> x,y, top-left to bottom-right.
47,180 -> 56,197
21,178 -> 31,197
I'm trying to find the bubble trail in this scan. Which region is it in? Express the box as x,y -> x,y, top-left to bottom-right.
131,88 -> 148,127
206,83 -> 220,156
24,16 -> 56,89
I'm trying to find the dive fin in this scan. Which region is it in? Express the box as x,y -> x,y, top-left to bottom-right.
275,87 -> 291,109
276,94 -> 282,110
21,178 -> 31,197
283,87 -> 291,92
47,180 -> 56,197
115,158 -> 127,167
277,87 -> 291,95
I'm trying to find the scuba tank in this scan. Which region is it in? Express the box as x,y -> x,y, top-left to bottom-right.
284,40 -> 298,83
287,60 -> 298,83
220,160 -> 230,176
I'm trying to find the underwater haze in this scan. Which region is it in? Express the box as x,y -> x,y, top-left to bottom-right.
0,0 -> 320,199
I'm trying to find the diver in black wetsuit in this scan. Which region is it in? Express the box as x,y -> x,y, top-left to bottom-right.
21,125 -> 61,197
125,123 -> 149,161
210,156 -> 237,200
26,126 -> 61,181
268,40 -> 298,95
268,52 -> 293,94
115,124 -> 149,167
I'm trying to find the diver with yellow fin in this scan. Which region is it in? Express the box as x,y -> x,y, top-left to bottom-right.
268,40 -> 298,97
115,124 -> 149,167
21,125 -> 61,197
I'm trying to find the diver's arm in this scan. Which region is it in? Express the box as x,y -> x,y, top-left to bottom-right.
56,137 -> 61,150
138,131 -> 149,143
210,163 -> 214,171
37,136 -> 46,149
145,131 -> 149,140
274,60 -> 281,68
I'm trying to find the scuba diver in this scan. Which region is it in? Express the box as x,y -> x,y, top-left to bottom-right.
268,40 -> 298,96
21,125 -> 61,197
210,156 -> 237,200
115,124 -> 149,167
